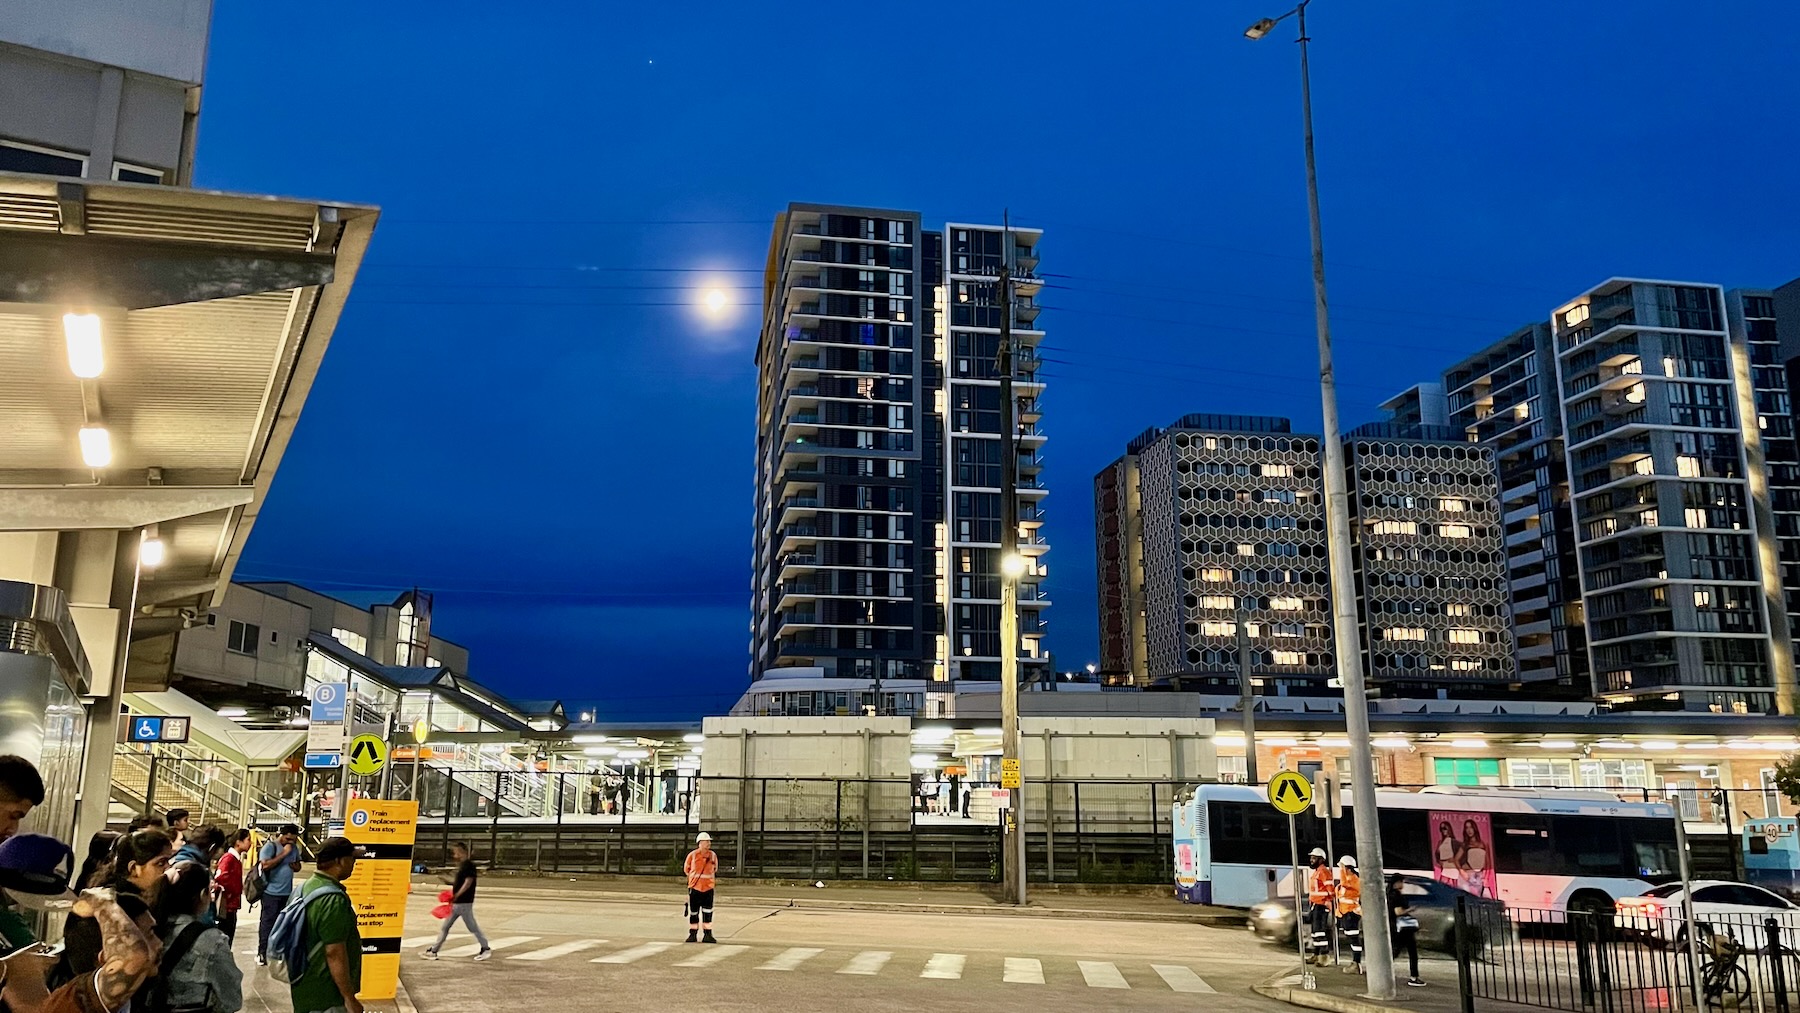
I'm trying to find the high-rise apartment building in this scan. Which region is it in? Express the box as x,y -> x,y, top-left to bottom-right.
1343,422 -> 1515,688
1728,290 -> 1800,648
1442,325 -> 1590,692
1552,279 -> 1782,711
750,204 -> 1048,699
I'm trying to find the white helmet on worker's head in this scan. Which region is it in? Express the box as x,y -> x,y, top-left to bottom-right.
1339,855 -> 1357,869
696,832 -> 713,843
1309,847 -> 1327,860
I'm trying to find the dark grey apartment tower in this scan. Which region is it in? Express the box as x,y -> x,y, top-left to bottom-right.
1343,423 -> 1515,688
1728,290 -> 1800,657
750,204 -> 1049,702
1443,325 -> 1590,693
1552,280 -> 1778,712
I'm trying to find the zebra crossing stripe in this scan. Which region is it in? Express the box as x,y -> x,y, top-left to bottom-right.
1078,960 -> 1130,989
1152,965 -> 1216,993
509,940 -> 608,961
593,941 -> 679,964
838,951 -> 893,975
438,936 -> 538,958
1004,957 -> 1045,984
758,947 -> 824,971
674,944 -> 750,968
401,936 -> 438,949
920,953 -> 966,980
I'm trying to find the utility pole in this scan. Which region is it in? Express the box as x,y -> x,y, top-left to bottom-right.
1236,613 -> 1259,784
997,216 -> 1027,907
1291,1 -> 1394,998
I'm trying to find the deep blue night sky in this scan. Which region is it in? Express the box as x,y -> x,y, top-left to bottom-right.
201,2 -> 1800,720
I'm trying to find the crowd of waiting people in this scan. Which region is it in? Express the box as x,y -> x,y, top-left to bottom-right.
0,754 -> 369,1013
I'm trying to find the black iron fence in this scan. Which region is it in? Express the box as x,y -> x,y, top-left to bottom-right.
1457,898 -> 1800,1012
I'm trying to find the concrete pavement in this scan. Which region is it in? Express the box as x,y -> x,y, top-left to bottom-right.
389,888 -> 1297,1012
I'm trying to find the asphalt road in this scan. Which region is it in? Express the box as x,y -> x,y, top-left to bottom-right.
394,889 -> 1302,1012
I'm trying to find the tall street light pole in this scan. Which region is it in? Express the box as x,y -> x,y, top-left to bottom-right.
998,218 -> 1027,907
1245,2 -> 1394,998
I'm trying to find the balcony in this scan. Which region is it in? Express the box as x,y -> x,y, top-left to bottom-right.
1017,452 -> 1044,475
1019,398 -> 1043,423
1014,299 -> 1043,323
778,553 -> 818,579
780,496 -> 820,520
792,276 -> 823,290
1019,504 -> 1047,528
1014,245 -> 1040,269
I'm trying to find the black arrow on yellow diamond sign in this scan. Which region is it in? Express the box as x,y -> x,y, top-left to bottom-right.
347,734 -> 388,776
1268,770 -> 1313,815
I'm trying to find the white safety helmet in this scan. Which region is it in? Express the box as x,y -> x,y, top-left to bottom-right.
1309,847 -> 1327,860
1339,855 -> 1357,869
696,832 -> 713,842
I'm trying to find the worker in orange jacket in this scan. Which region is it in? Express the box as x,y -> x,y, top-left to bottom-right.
1305,847 -> 1335,964
1336,855 -> 1364,974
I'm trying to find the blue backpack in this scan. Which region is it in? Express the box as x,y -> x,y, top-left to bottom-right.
267,881 -> 348,985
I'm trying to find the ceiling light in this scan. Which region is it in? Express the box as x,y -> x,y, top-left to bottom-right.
1317,737 -> 1350,749
1538,740 -> 1577,750
572,734 -> 608,744
910,754 -> 938,768
1682,741 -> 1717,751
617,749 -> 650,760
1214,733 -> 1247,748
584,746 -> 619,756
1373,737 -> 1410,749
1264,737 -> 1298,747
690,746 -> 703,754
911,727 -> 952,744
78,426 -> 111,468
1450,738 -> 1487,748
138,535 -> 166,568
1595,740 -> 1635,750
1639,740 -> 1678,751
683,733 -> 705,743
973,726 -> 1003,737
288,716 -> 309,727
64,313 -> 103,378
217,707 -> 247,718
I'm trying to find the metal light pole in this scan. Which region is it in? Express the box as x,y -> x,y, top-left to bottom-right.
997,221 -> 1028,907
1246,2 -> 1394,998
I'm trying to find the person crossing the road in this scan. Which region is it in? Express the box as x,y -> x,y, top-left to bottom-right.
1305,848 -> 1335,965
683,832 -> 718,944
424,841 -> 491,961
1335,855 -> 1363,974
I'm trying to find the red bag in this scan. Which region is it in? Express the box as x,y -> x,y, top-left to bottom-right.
438,890 -> 453,903
432,903 -> 453,919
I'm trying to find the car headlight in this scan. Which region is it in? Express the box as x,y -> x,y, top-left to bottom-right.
1260,909 -> 1286,921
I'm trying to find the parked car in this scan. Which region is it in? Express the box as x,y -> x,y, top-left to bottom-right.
1246,873 -> 1505,953
1616,881 -> 1800,949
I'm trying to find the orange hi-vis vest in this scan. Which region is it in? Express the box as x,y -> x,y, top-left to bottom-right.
1307,865 -> 1335,907
1336,869 -> 1362,916
684,848 -> 718,892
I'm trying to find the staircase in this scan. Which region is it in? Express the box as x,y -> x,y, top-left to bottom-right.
109,745 -> 297,831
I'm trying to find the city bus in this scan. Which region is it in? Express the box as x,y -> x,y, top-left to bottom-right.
1173,783 -> 1681,915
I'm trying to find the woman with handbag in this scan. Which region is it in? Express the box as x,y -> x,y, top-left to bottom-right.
153,862 -> 243,1013
1386,875 -> 1426,988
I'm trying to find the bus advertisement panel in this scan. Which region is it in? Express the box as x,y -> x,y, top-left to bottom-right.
1429,810 -> 1496,900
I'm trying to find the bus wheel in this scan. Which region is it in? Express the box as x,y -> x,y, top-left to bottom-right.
1568,891 -> 1615,930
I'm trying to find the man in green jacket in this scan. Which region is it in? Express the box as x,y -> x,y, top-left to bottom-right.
289,836 -> 366,1013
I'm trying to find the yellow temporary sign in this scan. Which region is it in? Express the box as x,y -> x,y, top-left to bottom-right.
347,734 -> 388,776
1268,771 -> 1314,816
344,799 -> 417,1002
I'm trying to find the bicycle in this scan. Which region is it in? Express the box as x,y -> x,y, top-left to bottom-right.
1690,930 -> 1752,1009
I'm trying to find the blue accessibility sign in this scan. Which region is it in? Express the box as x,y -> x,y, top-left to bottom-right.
129,717 -> 164,743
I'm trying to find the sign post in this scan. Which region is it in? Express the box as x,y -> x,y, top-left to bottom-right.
1268,771 -> 1315,990
344,799 -> 418,1002
306,684 -> 349,771
1314,772 -> 1343,965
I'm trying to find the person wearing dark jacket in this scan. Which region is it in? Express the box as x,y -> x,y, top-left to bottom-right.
1387,875 -> 1425,987
57,830 -> 171,994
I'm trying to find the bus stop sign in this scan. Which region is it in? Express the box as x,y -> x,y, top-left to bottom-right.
1268,771 -> 1313,816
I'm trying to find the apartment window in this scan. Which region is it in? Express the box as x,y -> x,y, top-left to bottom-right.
1382,627 -> 1426,642
1199,621 -> 1237,637
0,139 -> 86,176
331,628 -> 369,655
1434,758 -> 1501,786
1199,595 -> 1234,609
1201,567 -> 1230,583
1272,650 -> 1306,665
227,621 -> 260,656
1370,521 -> 1419,536
1218,755 -> 1249,784
1261,464 -> 1294,478
1441,499 -> 1467,512
1447,629 -> 1482,645
1507,759 -> 1574,788
1441,524 -> 1473,539
112,162 -> 165,184
889,460 -> 906,478
1270,596 -> 1303,611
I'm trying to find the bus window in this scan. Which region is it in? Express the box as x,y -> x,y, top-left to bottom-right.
1553,817 -> 1624,876
1378,809 -> 1432,871
1627,819 -> 1679,877
1493,814 -> 1557,874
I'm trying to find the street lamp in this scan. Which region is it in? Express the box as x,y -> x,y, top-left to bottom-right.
1245,1 -> 1396,999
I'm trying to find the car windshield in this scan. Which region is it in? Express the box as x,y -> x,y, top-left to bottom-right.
1642,884 -> 1685,898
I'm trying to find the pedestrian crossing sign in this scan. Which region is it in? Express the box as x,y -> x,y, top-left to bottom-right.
1267,771 -> 1313,815
347,734 -> 388,776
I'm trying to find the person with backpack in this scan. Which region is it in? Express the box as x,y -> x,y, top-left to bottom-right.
57,830 -> 171,992
253,825 -> 301,966
273,836 -> 364,1013
150,862 -> 241,1013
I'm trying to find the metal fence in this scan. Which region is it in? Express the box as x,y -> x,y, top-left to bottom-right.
1457,898 -> 1800,1012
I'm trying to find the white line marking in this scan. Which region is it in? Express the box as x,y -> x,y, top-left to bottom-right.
1078,960 -> 1130,989
1004,957 -> 1045,984
921,953 -> 966,979
839,951 -> 894,975
401,936 -> 438,949
509,939 -> 608,961
593,941 -> 679,964
438,935 -> 537,958
1152,964 -> 1216,993
674,944 -> 751,968
758,947 -> 824,971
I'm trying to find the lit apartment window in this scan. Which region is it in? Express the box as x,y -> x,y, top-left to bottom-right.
1563,304 -> 1590,327
1623,383 -> 1646,404
1370,520 -> 1419,536
1261,464 -> 1294,478
1694,588 -> 1713,607
1203,437 -> 1218,450
1685,508 -> 1708,529
1445,604 -> 1474,617
1441,524 -> 1473,539
1199,595 -> 1235,610
1382,627 -> 1426,642
1272,650 -> 1306,665
1620,358 -> 1643,376
1677,455 -> 1701,478
1633,457 -> 1655,476
1236,543 -> 1256,556
1447,629 -> 1482,645
1440,499 -> 1467,512
1514,403 -> 1530,420
227,621 -> 261,656
1201,567 -> 1230,583
1451,659 -> 1482,671
1200,621 -> 1237,637
1270,596 -> 1303,611
1664,356 -> 1678,377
